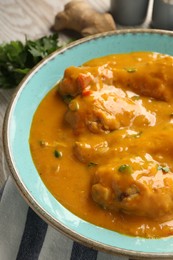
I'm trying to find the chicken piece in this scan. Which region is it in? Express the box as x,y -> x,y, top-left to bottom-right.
58,66 -> 97,99
91,156 -> 173,220
65,86 -> 155,134
113,65 -> 171,102
73,140 -> 109,163
58,52 -> 173,103
57,53 -> 173,134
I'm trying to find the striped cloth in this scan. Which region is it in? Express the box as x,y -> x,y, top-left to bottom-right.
0,176 -> 131,260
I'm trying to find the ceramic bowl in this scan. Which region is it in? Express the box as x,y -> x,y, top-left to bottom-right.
3,29 -> 173,259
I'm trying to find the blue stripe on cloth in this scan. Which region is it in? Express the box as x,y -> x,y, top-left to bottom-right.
70,241 -> 98,260
16,207 -> 48,260
0,180 -> 6,201
0,184 -> 5,201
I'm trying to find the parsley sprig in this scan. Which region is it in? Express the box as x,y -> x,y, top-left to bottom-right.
0,34 -> 65,89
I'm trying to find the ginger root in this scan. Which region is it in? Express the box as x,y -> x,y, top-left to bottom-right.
53,0 -> 116,36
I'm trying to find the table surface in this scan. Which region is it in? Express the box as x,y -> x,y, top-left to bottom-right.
0,0 -> 155,188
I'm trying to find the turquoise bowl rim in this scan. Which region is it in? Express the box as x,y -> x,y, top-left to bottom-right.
3,29 -> 173,259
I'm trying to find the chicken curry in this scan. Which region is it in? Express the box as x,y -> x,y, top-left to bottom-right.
30,51 -> 173,238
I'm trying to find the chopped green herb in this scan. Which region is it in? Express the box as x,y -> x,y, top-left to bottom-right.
132,131 -> 142,138
63,94 -> 73,104
88,162 -> 98,167
157,165 -> 169,173
124,67 -> 137,73
118,164 -> 133,174
132,95 -> 140,100
54,150 -> 62,158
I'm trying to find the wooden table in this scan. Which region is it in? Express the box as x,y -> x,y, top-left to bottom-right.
0,0 -> 112,187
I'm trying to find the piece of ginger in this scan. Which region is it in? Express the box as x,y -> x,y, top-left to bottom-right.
53,0 -> 116,36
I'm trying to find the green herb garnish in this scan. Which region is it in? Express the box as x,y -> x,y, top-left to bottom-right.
157,165 -> 169,173
63,94 -> 73,104
0,34 -> 65,89
132,131 -> 142,138
88,162 -> 98,167
132,95 -> 140,100
54,150 -> 62,158
118,164 -> 133,174
124,67 -> 137,73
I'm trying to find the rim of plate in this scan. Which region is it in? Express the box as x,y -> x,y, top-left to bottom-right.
3,29 -> 173,259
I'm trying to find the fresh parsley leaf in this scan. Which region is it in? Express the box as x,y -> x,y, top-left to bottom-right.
0,34 -> 66,89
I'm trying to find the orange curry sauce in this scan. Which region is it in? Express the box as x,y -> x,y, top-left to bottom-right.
30,52 -> 173,238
